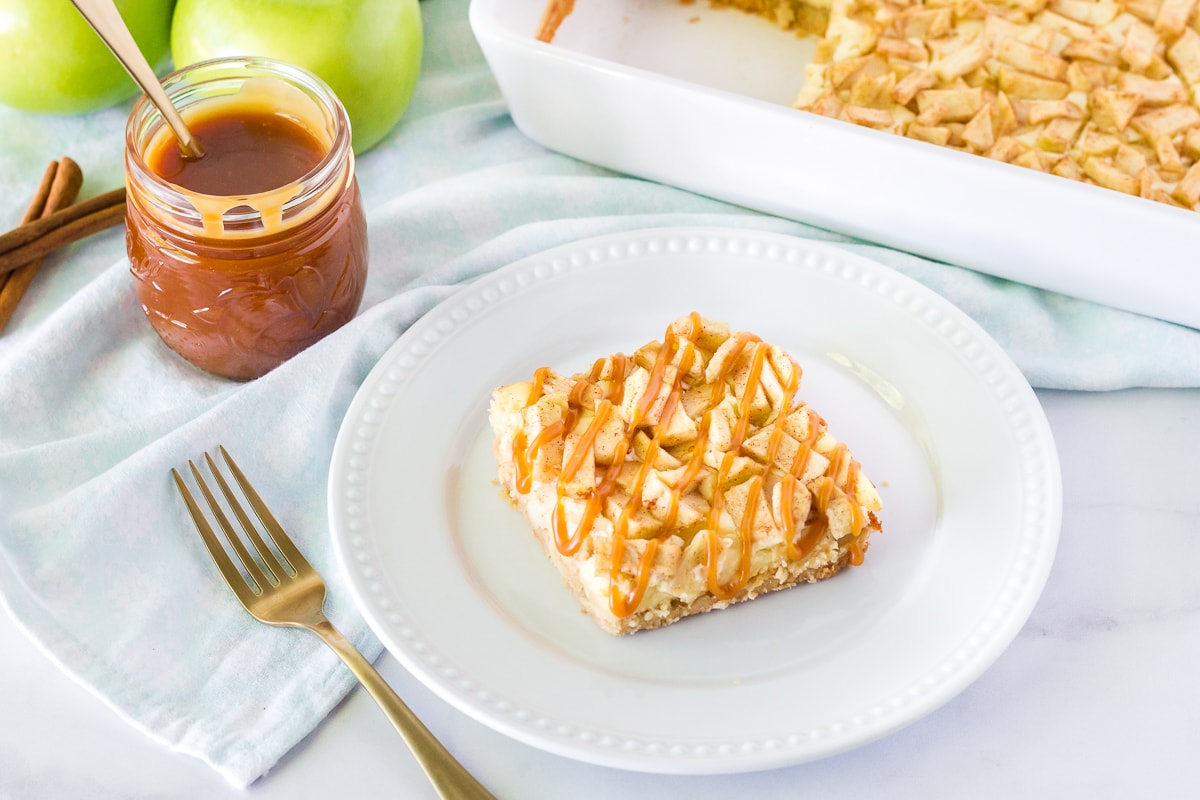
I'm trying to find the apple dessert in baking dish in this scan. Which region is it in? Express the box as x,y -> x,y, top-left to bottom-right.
489,314 -> 883,635
537,0 -> 1200,210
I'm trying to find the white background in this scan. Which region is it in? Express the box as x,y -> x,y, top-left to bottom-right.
3,388 -> 1195,799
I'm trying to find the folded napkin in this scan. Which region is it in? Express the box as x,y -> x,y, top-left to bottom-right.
3,0 -> 1200,787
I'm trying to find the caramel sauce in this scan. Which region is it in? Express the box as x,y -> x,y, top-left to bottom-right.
706,332 -> 756,411
849,537 -> 866,567
148,110 -> 326,196
513,421 -> 564,495
802,444 -> 849,549
705,340 -> 767,600
562,399 -> 613,483
126,81 -> 366,380
611,539 -> 660,618
791,412 -> 821,480
729,342 -> 766,451
512,367 -> 554,493
607,353 -> 629,405
512,429 -> 530,492
779,475 -> 800,559
608,437 -> 662,615
660,411 -> 712,532
636,343 -> 671,424
790,442 -> 867,562
803,478 -> 835,553
845,460 -> 866,535
553,483 -> 591,555
549,358 -> 635,555
548,398 -> 615,553
510,314 -> 871,619
605,325 -> 699,615
527,366 -> 550,405
765,350 -> 801,468
781,417 -> 823,560
827,442 -> 848,493
555,436 -> 629,555
706,468 -> 762,601
736,477 -> 764,584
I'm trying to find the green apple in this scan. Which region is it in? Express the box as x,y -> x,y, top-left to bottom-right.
171,0 -> 423,153
0,0 -> 174,114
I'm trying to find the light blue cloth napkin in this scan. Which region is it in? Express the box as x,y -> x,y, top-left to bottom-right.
2,0 -> 1200,787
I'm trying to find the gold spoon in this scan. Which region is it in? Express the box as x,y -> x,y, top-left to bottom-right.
69,0 -> 204,158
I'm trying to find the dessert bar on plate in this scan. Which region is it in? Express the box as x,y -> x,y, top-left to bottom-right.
489,314 -> 883,635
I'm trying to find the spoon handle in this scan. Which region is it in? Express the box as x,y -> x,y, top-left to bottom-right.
68,0 -> 203,158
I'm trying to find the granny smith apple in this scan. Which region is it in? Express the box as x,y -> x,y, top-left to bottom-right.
171,0 -> 423,153
0,0 -> 174,114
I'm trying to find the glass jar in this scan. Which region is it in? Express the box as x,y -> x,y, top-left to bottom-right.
125,57 -> 368,381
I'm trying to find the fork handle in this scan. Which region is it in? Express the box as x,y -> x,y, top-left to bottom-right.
310,619 -> 500,800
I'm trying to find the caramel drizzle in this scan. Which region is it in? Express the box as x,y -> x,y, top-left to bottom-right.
704,456 -> 759,601
511,312 -> 870,618
784,442 -> 867,564
512,367 -> 553,494
661,412 -> 711,532
543,338 -> 681,560
608,315 -> 700,616
704,340 -> 767,600
535,0 -> 574,42
551,357 -> 632,555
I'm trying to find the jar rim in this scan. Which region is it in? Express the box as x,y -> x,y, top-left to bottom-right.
125,56 -> 353,231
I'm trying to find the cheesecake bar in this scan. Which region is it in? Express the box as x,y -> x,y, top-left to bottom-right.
489,314 -> 883,635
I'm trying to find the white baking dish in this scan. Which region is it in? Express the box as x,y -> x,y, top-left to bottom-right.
469,0 -> 1200,329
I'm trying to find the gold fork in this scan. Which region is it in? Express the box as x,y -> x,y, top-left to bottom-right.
172,446 -> 498,800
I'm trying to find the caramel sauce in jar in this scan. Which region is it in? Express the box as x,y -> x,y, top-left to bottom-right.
125,58 -> 367,380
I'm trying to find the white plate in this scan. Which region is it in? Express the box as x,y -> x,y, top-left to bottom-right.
328,227 -> 1062,773
468,0 -> 1200,330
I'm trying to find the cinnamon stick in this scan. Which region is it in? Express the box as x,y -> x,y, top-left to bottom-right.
0,158 -> 85,333
0,161 -> 55,302
0,190 -> 126,276
20,163 -> 58,227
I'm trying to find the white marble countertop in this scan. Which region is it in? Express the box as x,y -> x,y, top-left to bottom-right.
2,386 -> 1196,798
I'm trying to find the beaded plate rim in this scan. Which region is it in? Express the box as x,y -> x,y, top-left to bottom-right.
328,226 -> 1062,773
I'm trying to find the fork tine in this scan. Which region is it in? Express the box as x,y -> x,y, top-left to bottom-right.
171,468 -> 259,607
219,445 -> 313,574
204,451 -> 289,583
187,459 -> 273,593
